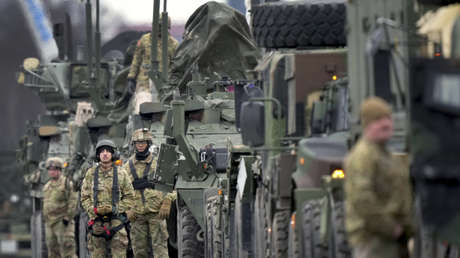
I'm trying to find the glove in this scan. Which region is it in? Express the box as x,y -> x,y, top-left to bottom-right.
127,79 -> 136,95
158,199 -> 172,219
62,218 -> 69,226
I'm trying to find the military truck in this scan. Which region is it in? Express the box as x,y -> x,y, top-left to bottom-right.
228,1 -> 353,257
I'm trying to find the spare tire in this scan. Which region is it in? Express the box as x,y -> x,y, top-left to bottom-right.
251,1 -> 346,48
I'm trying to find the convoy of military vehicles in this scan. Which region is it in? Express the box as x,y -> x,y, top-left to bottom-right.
12,0 -> 460,257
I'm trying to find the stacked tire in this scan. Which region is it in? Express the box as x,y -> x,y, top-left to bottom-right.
251,0 -> 347,49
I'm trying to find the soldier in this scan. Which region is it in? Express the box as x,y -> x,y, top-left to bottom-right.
123,128 -> 175,258
80,139 -> 135,258
344,97 -> 413,258
43,157 -> 77,258
127,16 -> 179,113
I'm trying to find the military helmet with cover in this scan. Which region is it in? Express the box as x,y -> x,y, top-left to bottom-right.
45,157 -> 64,170
131,128 -> 153,144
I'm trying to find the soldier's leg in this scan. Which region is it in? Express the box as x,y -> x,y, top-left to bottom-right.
110,223 -> 129,258
45,222 -> 60,258
352,237 -> 400,258
56,220 -> 77,258
148,215 -> 169,258
133,80 -> 152,114
130,216 -> 150,258
87,222 -> 108,258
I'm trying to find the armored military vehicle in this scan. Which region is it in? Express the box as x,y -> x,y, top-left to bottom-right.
231,1 -> 352,257
17,1 -> 142,257
144,2 -> 261,258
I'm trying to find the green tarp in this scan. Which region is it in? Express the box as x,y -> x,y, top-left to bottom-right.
170,1 -> 260,92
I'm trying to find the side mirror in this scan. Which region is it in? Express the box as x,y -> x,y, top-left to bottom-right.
310,101 -> 327,135
241,101 -> 265,147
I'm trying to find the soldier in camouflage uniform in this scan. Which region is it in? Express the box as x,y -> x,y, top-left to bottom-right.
127,17 -> 179,113
80,139 -> 135,258
344,97 -> 413,258
122,128 -> 176,258
43,157 -> 77,258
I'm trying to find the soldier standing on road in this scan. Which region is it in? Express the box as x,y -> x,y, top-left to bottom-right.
80,139 -> 135,258
127,16 -> 179,113
43,157 -> 77,258
123,128 -> 176,258
344,97 -> 413,258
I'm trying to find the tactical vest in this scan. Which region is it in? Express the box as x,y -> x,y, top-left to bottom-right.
128,160 -> 154,204
88,166 -> 127,240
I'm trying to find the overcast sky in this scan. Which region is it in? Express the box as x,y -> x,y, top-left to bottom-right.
103,0 -> 227,24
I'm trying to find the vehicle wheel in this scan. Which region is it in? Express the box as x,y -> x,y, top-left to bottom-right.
254,188 -> 269,258
251,1 -> 346,48
178,205 -> 204,258
271,210 -> 290,257
205,192 -> 223,258
288,212 -> 300,258
168,199 -> 178,258
303,200 -> 327,258
330,201 -> 351,258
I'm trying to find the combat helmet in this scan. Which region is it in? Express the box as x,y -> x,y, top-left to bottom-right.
131,128 -> 153,144
45,157 -> 64,169
95,139 -> 118,161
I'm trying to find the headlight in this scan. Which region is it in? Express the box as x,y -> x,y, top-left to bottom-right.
332,169 -> 345,179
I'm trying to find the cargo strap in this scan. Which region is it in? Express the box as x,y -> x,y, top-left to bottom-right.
93,166 -> 119,216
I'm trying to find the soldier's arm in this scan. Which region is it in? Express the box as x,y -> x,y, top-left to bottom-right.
66,181 -> 79,219
346,158 -> 399,238
118,169 -> 135,214
168,36 -> 179,65
127,38 -> 144,80
80,169 -> 96,219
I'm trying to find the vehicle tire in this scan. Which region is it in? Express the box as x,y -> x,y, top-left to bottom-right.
251,1 -> 346,48
254,188 -> 269,258
168,200 -> 178,258
178,205 -> 205,258
288,212 -> 300,258
205,193 -> 223,258
303,200 -> 327,258
330,201 -> 351,258
271,210 -> 290,257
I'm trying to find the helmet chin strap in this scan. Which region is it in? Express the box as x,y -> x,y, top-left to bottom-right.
135,144 -> 151,160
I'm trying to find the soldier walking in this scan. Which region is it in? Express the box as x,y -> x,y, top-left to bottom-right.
127,16 -> 179,113
344,97 -> 413,258
123,128 -> 175,258
80,139 -> 135,258
43,157 -> 77,258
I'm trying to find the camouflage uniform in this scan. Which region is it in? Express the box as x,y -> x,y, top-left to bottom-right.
127,32 -> 179,113
43,172 -> 78,257
80,165 -> 135,258
344,97 -> 413,258
123,153 -> 176,258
